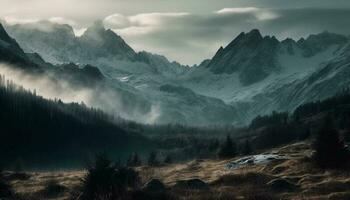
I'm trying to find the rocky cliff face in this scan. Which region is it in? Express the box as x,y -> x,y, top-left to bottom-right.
206,29 -> 280,85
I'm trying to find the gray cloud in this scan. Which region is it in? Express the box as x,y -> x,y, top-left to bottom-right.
1,0 -> 350,64
103,8 -> 350,65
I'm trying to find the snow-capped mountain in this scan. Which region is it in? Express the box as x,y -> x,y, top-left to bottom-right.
79,20 -> 136,61
205,29 -> 280,86
3,21 -> 350,125
1,22 -> 239,125
5,21 -> 188,78
0,22 -> 153,123
182,30 -> 350,123
5,20 -> 135,64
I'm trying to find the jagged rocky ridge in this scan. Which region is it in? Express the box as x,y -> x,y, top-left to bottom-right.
3,21 -> 350,125
183,30 -> 350,123
206,29 -> 280,85
5,20 -> 188,77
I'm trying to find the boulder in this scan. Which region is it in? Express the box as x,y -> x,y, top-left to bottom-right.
173,179 -> 209,190
41,181 -> 67,198
267,178 -> 298,192
142,179 -> 166,193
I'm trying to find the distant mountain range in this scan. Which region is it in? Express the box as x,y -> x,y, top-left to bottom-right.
0,21 -> 238,125
2,20 -> 350,125
182,29 -> 350,122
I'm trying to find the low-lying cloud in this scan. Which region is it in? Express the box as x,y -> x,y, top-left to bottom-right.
0,63 -> 161,124
0,64 -> 94,103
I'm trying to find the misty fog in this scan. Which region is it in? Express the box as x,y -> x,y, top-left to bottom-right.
0,63 -> 161,124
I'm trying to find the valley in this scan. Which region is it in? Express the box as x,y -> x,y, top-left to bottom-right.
4,142 -> 350,200
1,4 -> 350,199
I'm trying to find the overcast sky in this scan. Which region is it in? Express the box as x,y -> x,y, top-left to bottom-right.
1,0 -> 350,65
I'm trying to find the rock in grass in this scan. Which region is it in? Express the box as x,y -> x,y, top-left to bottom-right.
173,179 -> 209,190
143,179 -> 166,193
267,178 -> 298,192
40,180 -> 67,197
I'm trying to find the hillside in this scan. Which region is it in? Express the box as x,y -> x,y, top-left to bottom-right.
0,75 -> 151,169
182,30 -> 350,123
4,142 -> 350,200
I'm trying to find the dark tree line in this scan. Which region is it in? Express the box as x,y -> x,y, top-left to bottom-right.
118,120 -> 240,139
293,89 -> 350,129
0,75 -> 149,169
247,89 -> 350,150
313,116 -> 349,168
250,111 -> 288,130
218,135 -> 237,159
249,88 -> 350,130
246,89 -> 350,168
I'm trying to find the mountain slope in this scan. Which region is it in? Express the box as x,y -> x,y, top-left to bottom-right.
79,20 -> 136,61
182,30 -> 350,123
206,29 -> 280,85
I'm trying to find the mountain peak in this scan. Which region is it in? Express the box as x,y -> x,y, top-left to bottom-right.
83,20 -> 106,37
246,29 -> 263,39
207,29 -> 280,85
90,20 -> 105,31
226,29 -> 264,50
79,20 -> 136,60
297,31 -> 348,57
306,31 -> 348,44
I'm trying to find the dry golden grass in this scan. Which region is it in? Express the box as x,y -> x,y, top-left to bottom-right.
6,170 -> 85,199
6,142 -> 350,200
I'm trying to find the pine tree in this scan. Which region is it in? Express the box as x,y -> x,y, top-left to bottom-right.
147,152 -> 159,166
218,135 -> 237,159
313,115 -> 348,168
242,140 -> 253,155
164,155 -> 172,164
127,153 -> 142,167
208,138 -> 220,152
81,154 -> 140,200
0,169 -> 14,198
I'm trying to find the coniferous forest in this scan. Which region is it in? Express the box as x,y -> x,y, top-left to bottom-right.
0,75 -> 150,169
2,69 -> 350,170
